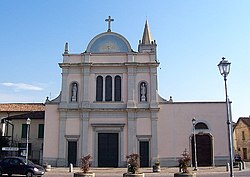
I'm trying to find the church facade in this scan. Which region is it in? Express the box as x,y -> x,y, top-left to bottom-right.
43,17 -> 230,167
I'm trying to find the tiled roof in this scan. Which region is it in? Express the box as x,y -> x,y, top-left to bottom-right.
239,117 -> 250,127
0,103 -> 45,112
6,111 -> 45,120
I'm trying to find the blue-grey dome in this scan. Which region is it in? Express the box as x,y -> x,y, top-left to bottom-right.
86,32 -> 131,53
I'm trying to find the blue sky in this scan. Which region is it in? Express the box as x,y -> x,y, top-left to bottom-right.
0,0 -> 249,121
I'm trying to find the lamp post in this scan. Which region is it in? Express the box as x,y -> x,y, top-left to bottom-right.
26,118 -> 31,164
217,57 -> 234,177
192,117 -> 198,171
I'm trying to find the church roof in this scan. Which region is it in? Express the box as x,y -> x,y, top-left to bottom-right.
142,19 -> 153,44
86,31 -> 132,53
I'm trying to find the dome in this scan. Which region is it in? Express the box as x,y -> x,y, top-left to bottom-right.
86,32 -> 132,53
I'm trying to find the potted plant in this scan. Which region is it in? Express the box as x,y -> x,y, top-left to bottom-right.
152,160 -> 161,172
74,154 -> 95,177
174,149 -> 196,177
43,162 -> 51,172
123,153 -> 144,177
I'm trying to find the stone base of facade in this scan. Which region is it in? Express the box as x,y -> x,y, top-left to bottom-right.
74,172 -> 95,177
174,173 -> 196,177
123,173 -> 145,177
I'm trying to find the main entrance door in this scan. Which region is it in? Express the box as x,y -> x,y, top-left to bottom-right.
68,141 -> 77,166
192,134 -> 212,166
98,133 -> 118,167
140,141 -> 149,167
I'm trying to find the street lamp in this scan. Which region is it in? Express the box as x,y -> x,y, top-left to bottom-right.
218,57 -> 234,177
26,118 -> 31,164
192,117 -> 198,171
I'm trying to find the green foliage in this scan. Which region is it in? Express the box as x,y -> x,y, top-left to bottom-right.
126,153 -> 140,174
154,160 -> 160,166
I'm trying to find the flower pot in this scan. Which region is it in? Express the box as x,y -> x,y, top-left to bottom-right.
74,172 -> 95,177
45,164 -> 51,172
123,173 -> 145,177
174,172 -> 196,177
153,165 -> 161,172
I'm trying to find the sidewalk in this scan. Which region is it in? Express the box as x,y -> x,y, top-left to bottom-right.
47,162 -> 250,174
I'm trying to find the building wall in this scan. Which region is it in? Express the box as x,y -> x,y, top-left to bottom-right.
43,105 -> 59,164
158,102 -> 229,166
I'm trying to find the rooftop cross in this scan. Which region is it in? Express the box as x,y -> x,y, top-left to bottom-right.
105,16 -> 114,32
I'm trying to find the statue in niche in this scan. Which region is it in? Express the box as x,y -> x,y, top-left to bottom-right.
140,82 -> 147,102
71,83 -> 78,102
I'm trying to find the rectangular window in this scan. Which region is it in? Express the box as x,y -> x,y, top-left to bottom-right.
38,124 -> 44,138
242,131 -> 245,140
21,124 -> 28,138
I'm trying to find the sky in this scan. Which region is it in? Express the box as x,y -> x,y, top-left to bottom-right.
0,0 -> 250,121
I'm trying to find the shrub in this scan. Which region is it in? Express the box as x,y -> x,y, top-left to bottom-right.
80,154 -> 91,173
178,149 -> 191,173
126,153 -> 140,174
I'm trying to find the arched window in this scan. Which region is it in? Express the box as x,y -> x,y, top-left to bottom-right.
105,76 -> 112,101
96,76 -> 103,101
115,75 -> 121,101
195,122 -> 209,129
139,82 -> 147,102
71,82 -> 78,102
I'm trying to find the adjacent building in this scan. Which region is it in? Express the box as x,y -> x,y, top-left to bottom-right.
0,103 -> 45,163
42,17 -> 231,167
234,117 -> 250,161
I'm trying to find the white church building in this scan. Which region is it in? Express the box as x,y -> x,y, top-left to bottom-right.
43,17 -> 230,167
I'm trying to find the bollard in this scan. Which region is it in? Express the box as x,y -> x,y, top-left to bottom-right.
242,161 -> 245,170
226,163 -> 229,171
239,162 -> 242,171
69,163 -> 73,172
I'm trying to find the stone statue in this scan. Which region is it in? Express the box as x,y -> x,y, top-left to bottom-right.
140,83 -> 146,102
71,83 -> 77,102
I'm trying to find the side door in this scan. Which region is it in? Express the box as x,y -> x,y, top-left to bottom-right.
9,158 -> 26,175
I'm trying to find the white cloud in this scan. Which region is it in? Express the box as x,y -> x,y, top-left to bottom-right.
1,82 -> 43,91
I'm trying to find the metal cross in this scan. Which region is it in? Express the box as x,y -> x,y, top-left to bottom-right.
105,16 -> 114,32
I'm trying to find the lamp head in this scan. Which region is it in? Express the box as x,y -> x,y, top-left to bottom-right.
218,57 -> 231,78
192,117 -> 196,125
26,118 -> 31,125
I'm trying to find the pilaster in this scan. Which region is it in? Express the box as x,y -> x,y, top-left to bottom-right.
61,68 -> 69,103
150,67 -> 158,108
127,66 -> 136,108
80,111 -> 90,157
57,111 -> 67,166
151,111 -> 158,164
82,66 -> 90,108
127,110 -> 137,154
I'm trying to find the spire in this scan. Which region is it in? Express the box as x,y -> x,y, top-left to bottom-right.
142,19 -> 152,44
64,42 -> 69,54
138,19 -> 157,54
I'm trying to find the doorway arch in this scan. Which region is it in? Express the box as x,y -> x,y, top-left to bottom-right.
191,134 -> 213,166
